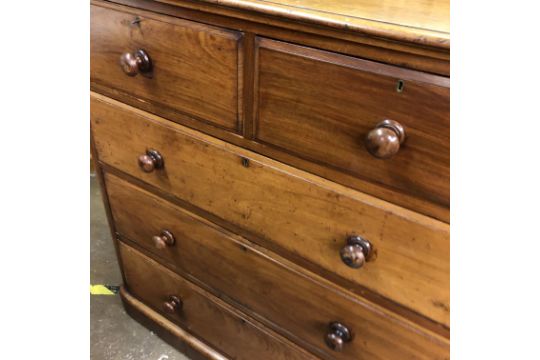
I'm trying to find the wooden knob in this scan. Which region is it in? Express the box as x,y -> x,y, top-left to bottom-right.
163,295 -> 182,314
365,119 -> 406,159
120,49 -> 152,77
325,322 -> 352,352
340,235 -> 373,269
153,230 -> 175,250
137,149 -> 163,173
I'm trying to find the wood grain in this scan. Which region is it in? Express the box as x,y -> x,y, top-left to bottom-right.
255,38 -> 449,208
119,243 -> 317,360
91,93 -> 450,326
99,0 -> 449,76
153,0 -> 449,49
119,240 -> 448,360
121,287 -> 229,360
91,4 -> 243,131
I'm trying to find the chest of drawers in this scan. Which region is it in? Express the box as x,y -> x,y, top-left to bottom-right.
90,0 -> 450,358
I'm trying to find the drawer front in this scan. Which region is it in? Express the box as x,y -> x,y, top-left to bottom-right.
90,3 -> 242,131
109,175 -> 449,360
92,93 -> 449,326
119,242 -> 316,360
254,38 -> 449,208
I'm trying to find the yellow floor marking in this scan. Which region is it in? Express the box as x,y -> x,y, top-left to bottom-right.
90,284 -> 115,295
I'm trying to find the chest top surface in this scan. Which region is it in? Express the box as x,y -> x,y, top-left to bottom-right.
157,0 -> 450,48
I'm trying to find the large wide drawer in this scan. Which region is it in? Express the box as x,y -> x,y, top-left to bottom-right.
109,175 -> 449,360
91,93 -> 449,326
90,3 -> 242,131
119,242 -> 316,360
254,38 -> 449,210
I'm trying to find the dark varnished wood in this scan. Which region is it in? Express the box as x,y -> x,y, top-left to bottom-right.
137,149 -> 164,172
339,235 -> 373,269
91,0 -> 449,221
163,295 -> 183,314
91,93 -> 450,326
102,0 -> 449,76
103,160 -> 449,337
153,229 -> 176,249
114,210 -> 449,359
255,38 -> 449,208
324,322 -> 352,352
121,287 -> 229,360
365,120 -> 406,159
91,0 -> 450,357
92,82 -> 448,222
91,3 -> 243,132
120,242 -> 319,360
119,49 -> 152,76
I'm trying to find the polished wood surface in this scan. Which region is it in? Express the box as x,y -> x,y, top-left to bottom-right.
120,242 -> 318,360
121,287 -> 230,360
91,4 -> 243,131
119,49 -> 153,76
91,1 -> 450,357
365,120 -> 407,159
155,0 -> 449,48
324,322 -> 352,352
137,149 -> 164,173
103,0 -> 449,76
255,38 -> 449,208
92,94 -> 449,326
152,229 -> 176,249
339,235 -> 373,269
118,234 -> 448,359
92,0 -> 449,221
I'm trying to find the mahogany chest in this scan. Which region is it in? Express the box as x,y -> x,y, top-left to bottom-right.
90,0 -> 450,358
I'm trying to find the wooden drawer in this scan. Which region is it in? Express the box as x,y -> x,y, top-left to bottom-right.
118,242 -> 316,360
109,175 -> 449,360
90,3 -> 242,132
91,93 -> 449,326
254,38 -> 449,209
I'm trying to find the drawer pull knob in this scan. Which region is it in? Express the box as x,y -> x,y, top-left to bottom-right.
365,119 -> 406,159
120,49 -> 152,77
340,235 -> 373,269
153,229 -> 175,249
163,295 -> 182,314
138,149 -> 164,173
325,322 -> 352,352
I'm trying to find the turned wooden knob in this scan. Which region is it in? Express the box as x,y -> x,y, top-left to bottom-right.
365,119 -> 406,159
163,295 -> 182,314
153,230 -> 175,250
340,235 -> 373,269
138,149 -> 164,173
325,322 -> 352,352
120,49 -> 152,76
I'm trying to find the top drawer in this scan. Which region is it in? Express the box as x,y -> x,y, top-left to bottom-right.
90,4 -> 242,131
255,38 -> 449,209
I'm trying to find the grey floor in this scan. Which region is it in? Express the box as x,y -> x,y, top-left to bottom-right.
91,174 -> 191,360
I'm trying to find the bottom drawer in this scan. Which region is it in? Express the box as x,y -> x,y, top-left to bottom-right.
118,242 -> 315,360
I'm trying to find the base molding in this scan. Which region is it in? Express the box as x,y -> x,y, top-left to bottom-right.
120,286 -> 229,360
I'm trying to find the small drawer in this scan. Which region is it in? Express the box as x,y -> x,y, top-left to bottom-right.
119,242 -> 316,360
254,38 -> 449,210
109,175 -> 449,360
90,3 -> 242,131
91,93 -> 449,326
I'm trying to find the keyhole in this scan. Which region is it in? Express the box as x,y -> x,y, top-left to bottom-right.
131,16 -> 142,26
396,80 -> 405,93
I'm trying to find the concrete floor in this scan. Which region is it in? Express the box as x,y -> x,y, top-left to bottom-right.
91,174 -> 190,360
